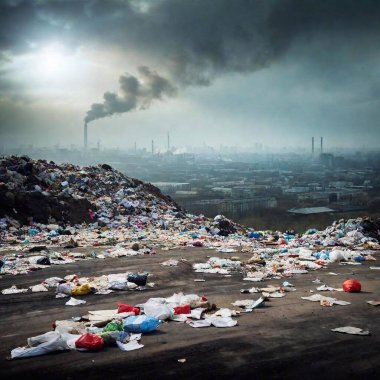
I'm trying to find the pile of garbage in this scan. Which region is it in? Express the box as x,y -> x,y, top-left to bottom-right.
1,156 -> 380,281
10,292 -> 242,359
0,156 -> 251,255
0,155 -> 183,225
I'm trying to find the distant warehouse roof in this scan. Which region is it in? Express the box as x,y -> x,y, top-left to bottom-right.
288,207 -> 335,215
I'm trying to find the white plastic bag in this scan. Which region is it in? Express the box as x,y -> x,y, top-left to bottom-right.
11,332 -> 69,359
329,250 -> 346,263
143,301 -> 173,320
116,340 -> 144,351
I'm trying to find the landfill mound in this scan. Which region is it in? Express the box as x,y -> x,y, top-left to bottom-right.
0,156 -> 183,226
1,155 -> 380,254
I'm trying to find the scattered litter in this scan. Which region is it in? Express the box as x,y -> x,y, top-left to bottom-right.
188,320 -> 212,328
243,277 -> 263,282
331,327 -> 370,336
301,294 -> 350,306
56,293 -> 69,298
262,291 -> 285,298
342,279 -> 362,293
162,259 -> 179,267
232,297 -> 265,312
2,157 -> 380,361
30,284 -> 49,292
240,287 -> 260,293
1,285 -> 28,295
206,316 -> 237,328
11,332 -> 70,359
367,300 -> 380,306
116,340 -> 144,351
75,333 -> 103,350
316,285 -> 342,292
65,297 -> 86,306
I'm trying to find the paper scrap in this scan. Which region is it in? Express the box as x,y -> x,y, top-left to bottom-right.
331,326 -> 370,335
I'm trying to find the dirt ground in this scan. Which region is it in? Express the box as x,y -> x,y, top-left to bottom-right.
0,247 -> 379,379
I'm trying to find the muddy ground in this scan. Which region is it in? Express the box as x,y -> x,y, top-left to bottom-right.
0,248 -> 379,379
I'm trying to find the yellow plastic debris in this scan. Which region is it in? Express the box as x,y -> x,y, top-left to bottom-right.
72,283 -> 91,296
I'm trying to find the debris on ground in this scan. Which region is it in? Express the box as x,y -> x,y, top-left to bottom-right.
301,294 -> 351,306
331,327 -> 370,336
1,157 -> 380,363
366,300 -> 380,306
342,279 -> 362,293
9,292 -> 241,359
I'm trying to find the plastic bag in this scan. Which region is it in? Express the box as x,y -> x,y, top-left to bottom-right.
75,333 -> 103,351
123,315 -> 160,333
27,331 -> 62,347
180,294 -> 202,308
127,273 -> 148,286
72,283 -> 91,296
143,301 -> 173,320
54,320 -> 87,334
102,321 -> 123,333
56,283 -> 72,295
118,303 -> 140,315
174,305 -> 191,314
342,279 -> 361,293
65,297 -> 86,306
329,250 -> 346,263
117,340 -> 144,351
108,280 -> 129,290
36,257 -> 51,265
11,332 -> 69,359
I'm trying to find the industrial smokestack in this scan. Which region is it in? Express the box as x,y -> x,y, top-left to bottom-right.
320,136 -> 323,153
151,140 -> 154,155
167,132 -> 170,152
312,136 -> 314,155
84,123 -> 88,150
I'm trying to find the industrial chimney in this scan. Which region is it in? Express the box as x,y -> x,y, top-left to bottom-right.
320,136 -> 323,153
312,136 -> 315,155
84,123 -> 88,150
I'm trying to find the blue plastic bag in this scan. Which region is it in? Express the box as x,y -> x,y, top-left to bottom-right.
28,228 -> 39,237
123,315 -> 160,333
248,232 -> 260,239
354,255 -> 365,262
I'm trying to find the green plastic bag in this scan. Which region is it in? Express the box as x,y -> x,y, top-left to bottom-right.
102,321 -> 122,333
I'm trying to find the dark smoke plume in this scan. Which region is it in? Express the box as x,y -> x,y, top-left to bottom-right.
1,1 -> 379,122
85,66 -> 177,124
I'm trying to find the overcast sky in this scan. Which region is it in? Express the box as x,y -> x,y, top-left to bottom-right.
0,0 -> 379,151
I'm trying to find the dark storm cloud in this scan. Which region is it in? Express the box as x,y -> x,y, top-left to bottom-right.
2,0 -> 380,79
85,66 -> 177,123
1,0 -> 380,123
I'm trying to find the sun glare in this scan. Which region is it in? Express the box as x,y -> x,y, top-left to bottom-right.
38,44 -> 67,76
